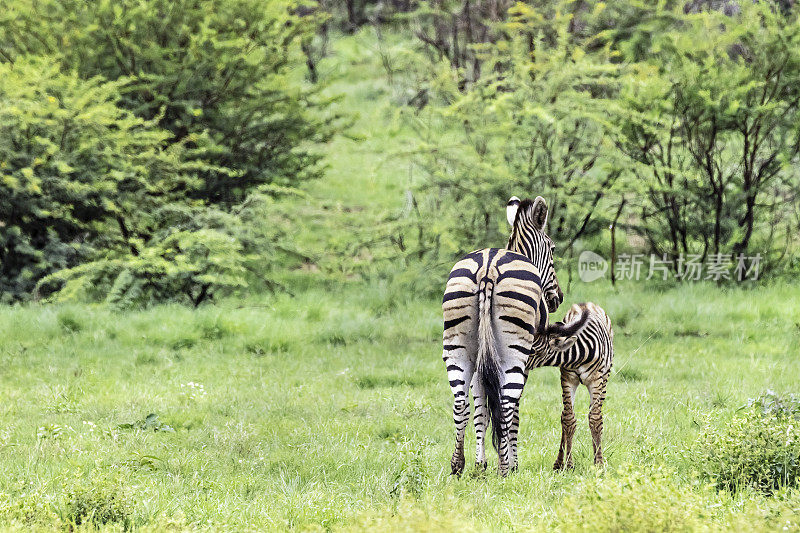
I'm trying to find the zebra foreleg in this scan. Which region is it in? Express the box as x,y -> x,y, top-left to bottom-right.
587,375 -> 608,466
554,370 -> 580,471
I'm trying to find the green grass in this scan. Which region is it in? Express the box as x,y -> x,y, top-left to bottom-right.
1,281 -> 800,530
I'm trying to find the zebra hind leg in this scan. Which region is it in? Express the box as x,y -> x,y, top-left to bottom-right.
509,400 -> 521,472
554,370 -> 580,471
587,375 -> 608,466
446,352 -> 475,476
497,398 -> 514,476
498,390 -> 523,476
472,378 -> 488,472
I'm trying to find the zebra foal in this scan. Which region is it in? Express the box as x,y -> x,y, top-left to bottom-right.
527,302 -> 614,469
442,196 -> 563,476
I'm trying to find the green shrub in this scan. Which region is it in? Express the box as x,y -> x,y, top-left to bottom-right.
0,58 -> 192,302
723,488 -> 800,531
749,390 -> 800,420
63,476 -> 135,530
56,309 -> 83,334
693,391 -> 800,495
0,1 -> 343,304
389,443 -> 428,500
0,490 -> 62,528
39,228 -> 250,308
551,467 -> 710,532
38,190 -> 308,306
1,0 -> 339,206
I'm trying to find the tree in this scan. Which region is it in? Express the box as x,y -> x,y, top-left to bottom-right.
398,2 -> 628,267
397,0 -> 800,279
614,2 -> 800,261
0,0 -> 340,205
0,59 -> 196,302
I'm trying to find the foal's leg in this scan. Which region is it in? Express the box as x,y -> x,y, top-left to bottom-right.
587,375 -> 608,466
554,370 -> 580,471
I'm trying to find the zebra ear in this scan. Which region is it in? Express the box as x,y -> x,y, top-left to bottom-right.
550,335 -> 577,352
531,196 -> 548,230
506,196 -> 521,226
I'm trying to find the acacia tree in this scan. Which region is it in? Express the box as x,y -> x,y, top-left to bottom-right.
400,2 -> 628,269
614,2 -> 800,260
0,0 -> 341,304
0,60 -> 195,301
0,0 -> 339,206
400,0 -> 800,279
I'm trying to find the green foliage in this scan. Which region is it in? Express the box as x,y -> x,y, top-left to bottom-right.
320,0 -> 413,31
56,309 -> 83,334
0,490 -> 62,528
393,1 -> 800,276
749,390 -> 800,420
40,226 -> 250,308
1,0 -> 338,205
694,391 -> 800,494
117,413 -> 174,432
390,441 -> 428,499
0,0 -> 342,304
394,1 -> 629,264
36,190 -> 307,306
614,2 -> 800,260
0,58 -> 192,302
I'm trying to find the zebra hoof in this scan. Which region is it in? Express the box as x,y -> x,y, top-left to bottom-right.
451,456 -> 465,476
469,462 -> 488,479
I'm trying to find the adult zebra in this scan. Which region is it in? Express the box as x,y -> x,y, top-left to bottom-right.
527,302 -> 614,469
442,196 -> 563,476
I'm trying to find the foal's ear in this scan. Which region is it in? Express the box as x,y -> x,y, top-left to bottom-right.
531,196 -> 548,230
550,335 -> 577,352
506,196 -> 521,227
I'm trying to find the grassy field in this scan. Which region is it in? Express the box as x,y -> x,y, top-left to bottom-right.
1,281 -> 799,530
2,30 -> 800,531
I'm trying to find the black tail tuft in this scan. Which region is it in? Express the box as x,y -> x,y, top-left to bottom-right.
545,307 -> 590,337
480,355 -> 504,452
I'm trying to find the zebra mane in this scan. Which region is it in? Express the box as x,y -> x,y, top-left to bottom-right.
545,307 -> 590,338
506,198 -> 535,251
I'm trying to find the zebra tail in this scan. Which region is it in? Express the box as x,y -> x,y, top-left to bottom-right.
477,275 -> 503,452
545,307 -> 590,338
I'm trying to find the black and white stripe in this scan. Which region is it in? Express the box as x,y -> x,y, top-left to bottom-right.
443,196 -> 562,476
527,302 -> 614,469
